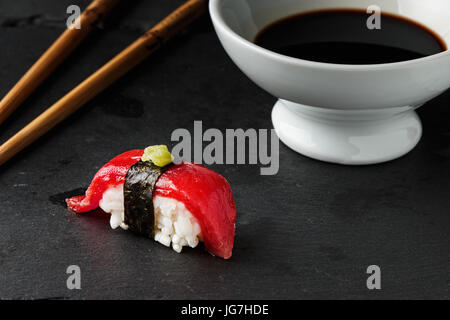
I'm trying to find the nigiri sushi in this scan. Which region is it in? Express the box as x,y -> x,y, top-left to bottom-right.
66,145 -> 236,259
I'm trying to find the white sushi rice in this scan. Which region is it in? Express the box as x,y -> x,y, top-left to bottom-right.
153,196 -> 201,253
99,185 -> 129,230
99,185 -> 201,253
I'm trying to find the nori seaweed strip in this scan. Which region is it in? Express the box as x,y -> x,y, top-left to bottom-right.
124,160 -> 171,238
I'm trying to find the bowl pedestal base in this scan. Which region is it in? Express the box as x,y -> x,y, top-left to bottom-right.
272,99 -> 422,165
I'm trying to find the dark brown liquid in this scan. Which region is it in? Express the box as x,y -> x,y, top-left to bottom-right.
254,9 -> 447,64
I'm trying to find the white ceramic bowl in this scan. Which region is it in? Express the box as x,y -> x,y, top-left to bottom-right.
210,0 -> 450,164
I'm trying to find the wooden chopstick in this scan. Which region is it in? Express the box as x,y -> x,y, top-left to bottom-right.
0,0 -> 120,126
0,0 -> 208,167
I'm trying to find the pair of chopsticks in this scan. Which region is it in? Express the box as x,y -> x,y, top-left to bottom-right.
0,0 -> 208,166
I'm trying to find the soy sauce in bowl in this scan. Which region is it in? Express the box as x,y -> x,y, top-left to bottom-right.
254,9 -> 447,65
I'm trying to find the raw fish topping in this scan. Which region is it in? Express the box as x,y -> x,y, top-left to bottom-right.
66,149 -> 144,213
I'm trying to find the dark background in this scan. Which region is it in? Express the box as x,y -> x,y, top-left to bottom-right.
0,0 -> 449,300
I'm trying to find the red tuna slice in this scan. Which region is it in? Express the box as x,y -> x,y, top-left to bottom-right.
155,162 -> 237,259
66,149 -> 144,213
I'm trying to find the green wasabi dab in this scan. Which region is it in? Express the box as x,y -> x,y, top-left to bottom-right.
141,145 -> 174,167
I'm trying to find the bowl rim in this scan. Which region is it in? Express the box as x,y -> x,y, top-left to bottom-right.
209,0 -> 450,71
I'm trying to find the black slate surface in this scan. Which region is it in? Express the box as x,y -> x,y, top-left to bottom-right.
0,0 -> 449,300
